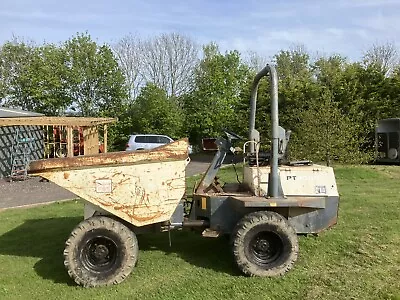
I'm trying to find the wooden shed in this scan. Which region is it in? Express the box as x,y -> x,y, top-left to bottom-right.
0,112 -> 117,178
0,108 -> 44,178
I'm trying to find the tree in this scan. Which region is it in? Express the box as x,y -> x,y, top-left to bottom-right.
63,32 -> 128,117
272,47 -> 316,132
130,83 -> 184,138
184,43 -> 251,143
0,33 -> 128,118
290,90 -> 371,165
388,66 -> 400,117
25,44 -> 71,115
274,45 -> 311,83
243,50 -> 269,72
112,33 -> 143,104
0,39 -> 36,109
0,39 -> 70,115
363,42 -> 399,77
310,55 -> 385,158
139,33 -> 199,97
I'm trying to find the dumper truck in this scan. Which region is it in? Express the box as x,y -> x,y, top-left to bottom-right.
29,65 -> 339,287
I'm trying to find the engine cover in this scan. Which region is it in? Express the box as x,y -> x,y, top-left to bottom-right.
243,164 -> 339,197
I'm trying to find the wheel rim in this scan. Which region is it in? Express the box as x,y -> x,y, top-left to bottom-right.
82,236 -> 118,272
249,232 -> 284,266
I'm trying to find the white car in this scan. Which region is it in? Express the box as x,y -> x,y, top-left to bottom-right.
126,134 -> 193,154
125,134 -> 173,151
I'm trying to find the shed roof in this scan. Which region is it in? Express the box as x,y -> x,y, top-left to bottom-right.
0,107 -> 44,118
0,116 -> 117,127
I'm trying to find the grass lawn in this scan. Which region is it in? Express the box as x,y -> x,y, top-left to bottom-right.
0,165 -> 399,300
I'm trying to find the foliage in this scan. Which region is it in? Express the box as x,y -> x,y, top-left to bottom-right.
24,44 -> 71,115
0,41 -> 38,110
312,58 -> 393,156
130,83 -> 184,138
63,32 -> 129,149
63,32 -> 128,117
257,48 -> 316,139
0,41 -> 71,115
0,33 -> 128,118
184,43 -> 251,143
290,90 -> 372,165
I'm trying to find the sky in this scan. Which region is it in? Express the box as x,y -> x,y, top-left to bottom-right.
0,0 -> 399,61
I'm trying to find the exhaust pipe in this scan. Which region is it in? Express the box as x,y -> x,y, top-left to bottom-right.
248,64 -> 280,198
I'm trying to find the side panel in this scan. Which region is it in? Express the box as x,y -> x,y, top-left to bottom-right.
243,165 -> 339,197
191,194 -> 339,234
37,160 -> 188,227
287,196 -> 339,233
190,195 -> 243,234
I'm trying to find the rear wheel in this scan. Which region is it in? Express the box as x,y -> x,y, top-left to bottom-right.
64,216 -> 138,287
232,211 -> 298,277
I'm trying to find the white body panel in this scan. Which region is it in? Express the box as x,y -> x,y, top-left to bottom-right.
243,164 -> 339,197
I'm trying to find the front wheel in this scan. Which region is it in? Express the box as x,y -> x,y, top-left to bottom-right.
64,216 -> 138,287
232,211 -> 298,277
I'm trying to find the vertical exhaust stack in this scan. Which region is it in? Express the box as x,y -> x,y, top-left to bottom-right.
248,65 -> 280,198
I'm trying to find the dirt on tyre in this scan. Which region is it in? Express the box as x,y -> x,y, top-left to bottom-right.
63,216 -> 138,287
232,211 -> 298,277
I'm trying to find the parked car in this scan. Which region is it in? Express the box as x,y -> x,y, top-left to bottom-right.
126,134 -> 193,154
126,134 -> 174,151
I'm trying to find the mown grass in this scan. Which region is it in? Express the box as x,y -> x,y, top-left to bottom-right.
0,165 -> 399,300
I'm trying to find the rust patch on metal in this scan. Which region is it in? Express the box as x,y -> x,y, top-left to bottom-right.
117,178 -> 130,185
94,198 -> 114,207
129,211 -> 164,222
91,195 -> 167,223
107,201 -> 166,223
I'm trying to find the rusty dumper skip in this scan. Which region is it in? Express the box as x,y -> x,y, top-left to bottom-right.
29,65 -> 339,287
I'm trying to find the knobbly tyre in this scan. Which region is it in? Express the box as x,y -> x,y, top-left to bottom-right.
29,64 -> 339,287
